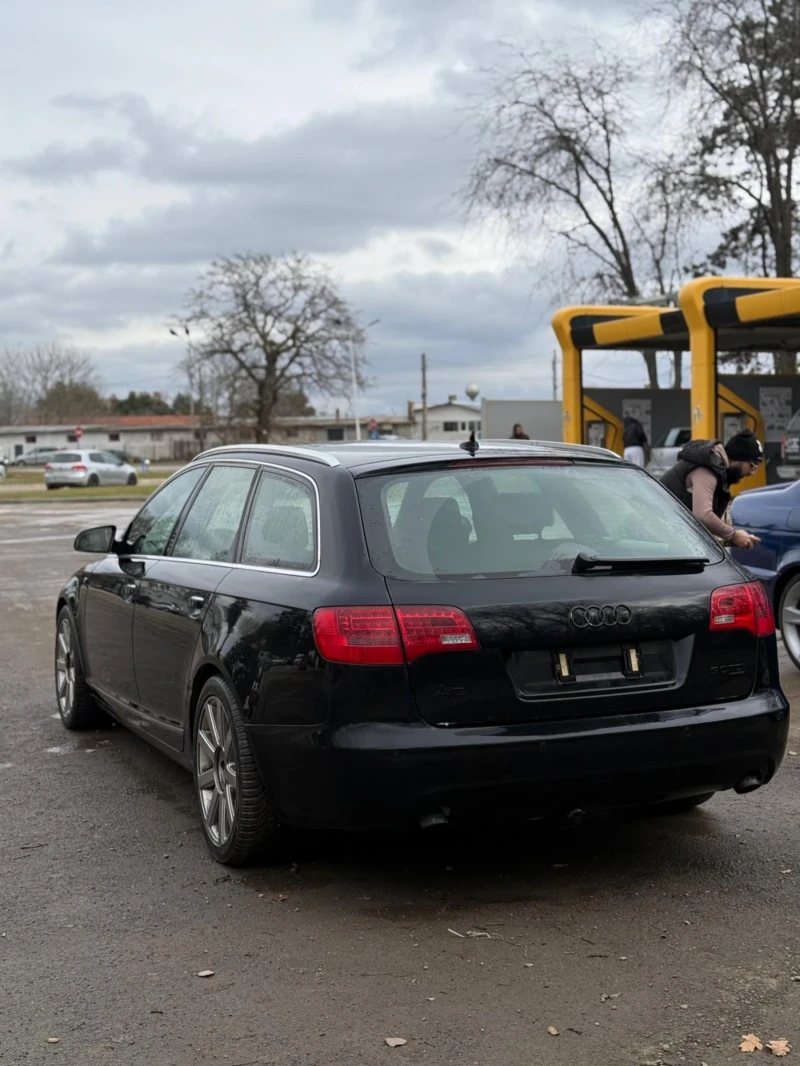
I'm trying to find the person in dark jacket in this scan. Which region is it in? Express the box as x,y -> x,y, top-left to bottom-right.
623,415 -> 650,467
660,430 -> 763,549
511,424 -> 530,440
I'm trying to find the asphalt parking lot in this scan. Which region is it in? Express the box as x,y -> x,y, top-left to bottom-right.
2,502 -> 800,1066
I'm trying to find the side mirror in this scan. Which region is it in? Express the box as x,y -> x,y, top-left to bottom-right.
74,525 -> 116,554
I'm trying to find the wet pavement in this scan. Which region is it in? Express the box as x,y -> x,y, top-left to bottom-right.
2,503 -> 800,1065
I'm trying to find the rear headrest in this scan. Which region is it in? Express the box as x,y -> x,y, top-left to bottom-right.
261,505 -> 309,547
427,497 -> 471,572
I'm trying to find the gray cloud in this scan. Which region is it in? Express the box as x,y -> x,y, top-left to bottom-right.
11,95 -> 472,266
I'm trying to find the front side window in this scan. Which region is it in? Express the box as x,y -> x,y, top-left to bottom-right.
240,470 -> 316,572
125,467 -> 205,556
172,465 -> 255,562
357,462 -> 724,580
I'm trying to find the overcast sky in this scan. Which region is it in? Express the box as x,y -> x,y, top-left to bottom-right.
0,0 -> 662,415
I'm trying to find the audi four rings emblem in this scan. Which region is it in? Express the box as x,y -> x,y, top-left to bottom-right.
570,604 -> 632,628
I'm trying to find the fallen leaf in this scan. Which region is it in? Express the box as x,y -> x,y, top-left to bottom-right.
385,1037 -> 407,1048
547,1026 -> 560,1036
766,1039 -> 792,1057
196,970 -> 215,978
740,1034 -> 764,1053
46,1037 -> 60,1044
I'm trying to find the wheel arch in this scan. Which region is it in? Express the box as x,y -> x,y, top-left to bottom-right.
187,658 -> 239,742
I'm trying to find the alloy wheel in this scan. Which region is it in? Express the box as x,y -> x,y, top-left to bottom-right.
782,585 -> 800,664
196,696 -> 238,846
55,618 -> 76,718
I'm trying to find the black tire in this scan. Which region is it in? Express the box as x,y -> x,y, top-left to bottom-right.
127,473 -> 138,486
55,607 -> 108,730
779,574 -> 800,670
46,484 -> 61,491
192,675 -> 281,866
87,474 -> 100,488
649,792 -> 715,815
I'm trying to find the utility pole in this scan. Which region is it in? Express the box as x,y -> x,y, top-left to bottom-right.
421,353 -> 428,441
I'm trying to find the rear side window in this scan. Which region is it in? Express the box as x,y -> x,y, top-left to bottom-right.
240,470 -> 316,572
125,467 -> 205,556
172,465 -> 256,562
356,462 -> 723,580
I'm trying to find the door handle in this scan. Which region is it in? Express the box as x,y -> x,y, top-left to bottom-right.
190,596 -> 205,609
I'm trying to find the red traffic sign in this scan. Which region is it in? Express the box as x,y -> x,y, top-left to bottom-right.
75,426 -> 83,440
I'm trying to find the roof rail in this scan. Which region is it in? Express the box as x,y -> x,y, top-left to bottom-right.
193,444 -> 340,467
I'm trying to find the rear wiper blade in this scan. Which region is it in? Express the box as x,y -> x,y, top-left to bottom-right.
571,552 -> 707,575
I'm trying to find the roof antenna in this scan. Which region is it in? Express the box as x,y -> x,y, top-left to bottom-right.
459,430 -> 479,456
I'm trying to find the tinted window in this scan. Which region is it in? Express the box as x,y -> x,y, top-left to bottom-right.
125,467 -> 205,556
50,453 -> 83,464
101,451 -> 124,465
89,453 -> 106,463
172,466 -> 255,562
357,462 -> 723,580
676,429 -> 691,445
240,470 -> 316,572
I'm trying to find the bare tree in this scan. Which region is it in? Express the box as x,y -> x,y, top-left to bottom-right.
665,0 -> 800,372
464,41 -> 690,387
0,343 -> 101,423
177,253 -> 365,442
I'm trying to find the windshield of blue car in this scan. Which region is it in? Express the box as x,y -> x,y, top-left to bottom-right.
357,462 -> 724,580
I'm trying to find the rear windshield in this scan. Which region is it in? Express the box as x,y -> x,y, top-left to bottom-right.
50,453 -> 82,463
356,462 -> 724,580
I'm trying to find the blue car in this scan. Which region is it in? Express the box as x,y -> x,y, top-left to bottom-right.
731,481 -> 800,668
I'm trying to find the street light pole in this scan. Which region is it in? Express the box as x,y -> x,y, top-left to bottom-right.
350,340 -> 361,441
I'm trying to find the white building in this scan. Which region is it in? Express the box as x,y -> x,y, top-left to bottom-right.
410,397 -> 482,441
0,412 -> 416,463
0,416 -> 203,463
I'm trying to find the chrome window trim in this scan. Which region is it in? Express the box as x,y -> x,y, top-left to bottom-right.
193,443 -> 340,467
121,458 -> 321,578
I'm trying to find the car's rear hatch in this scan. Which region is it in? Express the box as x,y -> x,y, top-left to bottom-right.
45,452 -> 85,475
356,457 -> 761,727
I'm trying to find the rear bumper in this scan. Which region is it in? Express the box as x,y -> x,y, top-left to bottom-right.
249,691 -> 790,831
44,472 -> 90,487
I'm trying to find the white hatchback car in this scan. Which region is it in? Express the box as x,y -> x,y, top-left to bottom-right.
44,450 -> 138,490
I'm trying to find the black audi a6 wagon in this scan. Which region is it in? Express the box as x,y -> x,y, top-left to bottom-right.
54,440 -> 789,864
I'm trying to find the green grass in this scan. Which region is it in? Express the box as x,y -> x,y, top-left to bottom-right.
4,468 -> 46,484
0,483 -> 162,503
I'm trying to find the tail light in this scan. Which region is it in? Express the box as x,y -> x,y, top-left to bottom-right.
710,582 -> 774,637
395,606 -> 480,661
312,606 -> 479,665
45,463 -> 52,471
71,464 -> 87,472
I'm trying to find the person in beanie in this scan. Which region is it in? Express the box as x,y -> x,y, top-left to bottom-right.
660,430 -> 763,549
623,415 -> 650,468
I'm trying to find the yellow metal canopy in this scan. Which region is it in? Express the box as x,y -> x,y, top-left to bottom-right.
552,276 -> 800,492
